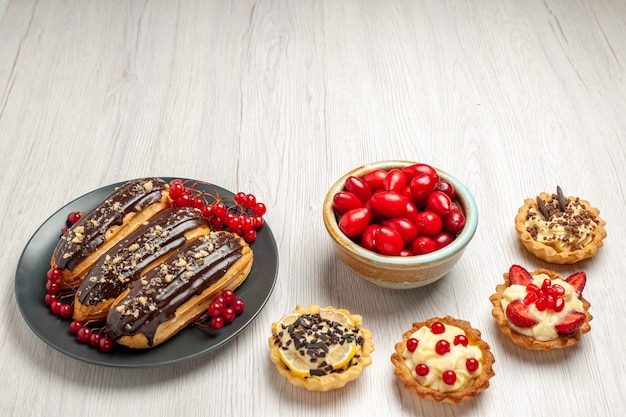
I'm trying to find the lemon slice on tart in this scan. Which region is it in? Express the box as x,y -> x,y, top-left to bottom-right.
268,305 -> 374,391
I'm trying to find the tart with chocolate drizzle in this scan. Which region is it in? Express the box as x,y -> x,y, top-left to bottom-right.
515,186 -> 606,264
268,305 -> 374,391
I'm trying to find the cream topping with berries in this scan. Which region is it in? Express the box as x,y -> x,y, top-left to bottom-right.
501,274 -> 584,341
525,193 -> 600,252
402,323 -> 483,393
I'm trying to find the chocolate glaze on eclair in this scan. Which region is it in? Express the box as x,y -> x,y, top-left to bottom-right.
73,206 -> 211,322
51,178 -> 171,288
107,231 -> 252,348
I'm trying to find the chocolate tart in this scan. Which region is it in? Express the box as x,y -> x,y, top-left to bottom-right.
268,304 -> 374,392
515,186 -> 606,264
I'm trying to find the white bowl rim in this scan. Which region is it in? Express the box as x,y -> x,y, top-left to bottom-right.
323,160 -> 478,266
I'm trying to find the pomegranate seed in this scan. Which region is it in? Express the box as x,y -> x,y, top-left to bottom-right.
552,284 -> 565,296
541,279 -> 551,292
554,297 -> 565,312
524,292 -> 539,306
526,283 -> 540,294
406,338 -> 419,352
535,297 -> 547,311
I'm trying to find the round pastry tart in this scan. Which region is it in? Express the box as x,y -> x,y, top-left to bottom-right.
515,186 -> 606,264
390,316 -> 495,404
490,264 -> 592,350
268,304 -> 374,392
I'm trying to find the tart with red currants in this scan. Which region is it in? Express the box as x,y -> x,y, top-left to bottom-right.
515,186 -> 606,264
268,305 -> 374,392
489,264 -> 592,350
391,316 -> 495,404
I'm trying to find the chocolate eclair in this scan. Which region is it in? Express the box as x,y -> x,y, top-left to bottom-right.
73,206 -> 211,323
107,231 -> 253,349
51,178 -> 172,288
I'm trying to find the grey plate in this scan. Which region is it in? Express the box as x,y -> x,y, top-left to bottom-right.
14,178 -> 279,368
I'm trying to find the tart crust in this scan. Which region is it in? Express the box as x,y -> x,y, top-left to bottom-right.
391,316 -> 495,404
489,268 -> 592,350
268,304 -> 374,392
515,193 -> 606,264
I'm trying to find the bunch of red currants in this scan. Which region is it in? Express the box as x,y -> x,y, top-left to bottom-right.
332,163 -> 466,256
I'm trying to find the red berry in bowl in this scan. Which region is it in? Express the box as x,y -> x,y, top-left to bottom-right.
426,191 -> 452,216
382,169 -> 407,193
412,236 -> 436,255
434,180 -> 456,200
338,207 -> 371,237
374,226 -> 404,256
414,211 -> 443,236
363,169 -> 387,191
345,176 -> 372,203
443,210 -> 466,234
408,173 -> 437,201
382,217 -> 418,247
369,191 -> 410,218
332,191 -> 362,215
432,231 -> 455,250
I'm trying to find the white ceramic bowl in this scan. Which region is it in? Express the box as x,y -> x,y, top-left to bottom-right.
323,160 -> 478,289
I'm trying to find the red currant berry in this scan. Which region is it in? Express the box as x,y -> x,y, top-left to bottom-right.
191,197 -> 204,209
221,289 -> 236,305
169,180 -> 185,198
209,316 -> 225,330
466,358 -> 479,372
99,337 -> 114,352
67,211 -> 82,225
252,216 -> 264,229
243,193 -> 256,208
232,298 -> 245,314
201,205 -> 213,217
406,338 -> 419,352
213,201 -> 226,216
234,192 -> 246,204
77,327 -> 92,343
442,370 -> 457,385
44,293 -> 57,306
222,307 -> 236,323
208,301 -> 224,317
431,321 -> 445,334
415,363 -> 429,377
252,202 -> 266,216
69,321 -> 83,334
59,303 -> 73,318
47,268 -> 62,283
240,216 -> 254,231
45,280 -> 60,294
50,300 -> 63,314
243,229 -> 257,243
435,339 -> 451,355
90,332 -> 102,348
453,334 -> 468,347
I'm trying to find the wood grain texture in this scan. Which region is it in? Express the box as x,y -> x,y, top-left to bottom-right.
1,1 -> 625,416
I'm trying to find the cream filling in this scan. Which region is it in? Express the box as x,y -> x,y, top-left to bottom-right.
500,274 -> 584,341
402,324 -> 483,393
526,203 -> 597,252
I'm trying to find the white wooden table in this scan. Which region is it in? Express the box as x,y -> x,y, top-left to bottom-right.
1,1 -> 624,416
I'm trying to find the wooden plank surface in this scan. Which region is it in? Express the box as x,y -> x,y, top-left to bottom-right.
0,1 -> 624,416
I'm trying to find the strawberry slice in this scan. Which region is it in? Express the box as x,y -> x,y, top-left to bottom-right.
565,271 -> 586,294
508,264 -> 534,286
555,311 -> 586,335
505,299 -> 537,328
